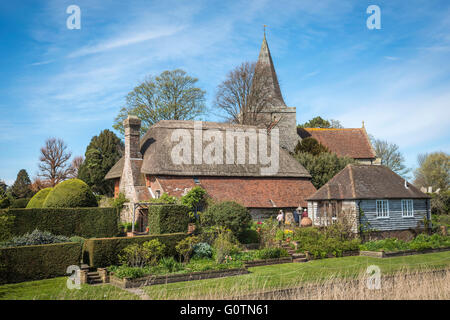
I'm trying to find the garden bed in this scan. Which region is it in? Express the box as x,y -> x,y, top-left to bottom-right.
243,257 -> 293,267
360,246 -> 450,258
110,267 -> 249,288
304,250 -> 360,260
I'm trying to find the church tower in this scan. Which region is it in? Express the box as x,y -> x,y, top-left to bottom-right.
252,31 -> 298,152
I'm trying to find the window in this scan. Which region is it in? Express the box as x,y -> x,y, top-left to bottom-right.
376,200 -> 389,218
155,190 -> 161,199
402,199 -> 414,217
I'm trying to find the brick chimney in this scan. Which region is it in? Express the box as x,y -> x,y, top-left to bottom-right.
124,115 -> 141,159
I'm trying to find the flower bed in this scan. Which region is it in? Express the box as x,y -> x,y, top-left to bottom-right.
359,234 -> 450,252
360,247 -> 450,258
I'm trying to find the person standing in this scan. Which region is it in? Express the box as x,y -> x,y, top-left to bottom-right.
277,210 -> 284,227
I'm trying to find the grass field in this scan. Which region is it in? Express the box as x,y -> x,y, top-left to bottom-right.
1,251 -> 449,300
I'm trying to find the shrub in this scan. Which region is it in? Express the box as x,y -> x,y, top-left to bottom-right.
159,256 -> 183,273
109,265 -> 148,279
43,179 -> 97,208
112,193 -> 128,209
148,193 -> 178,204
176,236 -> 199,263
26,188 -> 53,208
142,239 -> 166,265
0,242 -> 82,284
192,242 -> 213,259
83,233 -> 188,268
0,229 -> 72,248
148,204 -> 190,234
118,239 -> 165,267
180,186 -> 207,221
238,228 -> 260,244
201,201 -> 251,238
258,218 -> 279,248
1,207 -> 119,238
256,247 -> 289,260
0,214 -> 14,242
213,231 -> 241,264
10,198 -> 31,209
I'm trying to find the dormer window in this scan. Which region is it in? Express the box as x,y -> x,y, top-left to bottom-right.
155,190 -> 161,199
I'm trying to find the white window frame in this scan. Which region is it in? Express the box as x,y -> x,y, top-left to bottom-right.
376,200 -> 389,218
401,199 -> 414,218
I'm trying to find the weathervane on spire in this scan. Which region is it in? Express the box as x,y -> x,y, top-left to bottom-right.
263,24 -> 267,38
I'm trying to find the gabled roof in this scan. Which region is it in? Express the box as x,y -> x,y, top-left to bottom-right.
298,127 -> 376,159
254,33 -> 286,107
157,176 -> 316,208
105,120 -> 311,179
307,164 -> 430,201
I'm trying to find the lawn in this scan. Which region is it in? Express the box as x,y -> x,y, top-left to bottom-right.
0,277 -> 139,300
143,251 -> 450,299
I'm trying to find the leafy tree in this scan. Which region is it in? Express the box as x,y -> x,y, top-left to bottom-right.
113,69 -> 206,135
414,152 -> 450,191
298,116 -> 343,129
148,193 -> 178,204
294,137 -> 329,156
370,137 -> 411,178
0,187 -> 11,209
10,169 -> 34,199
295,152 -> 356,189
180,186 -> 207,217
38,138 -> 73,187
78,129 -> 123,196
0,180 -> 6,193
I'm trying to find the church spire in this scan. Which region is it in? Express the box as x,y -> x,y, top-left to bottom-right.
255,29 -> 286,107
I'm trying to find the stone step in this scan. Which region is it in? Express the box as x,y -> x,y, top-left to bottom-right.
80,264 -> 90,270
88,279 -> 103,284
293,258 -> 308,263
291,253 -> 306,258
87,272 -> 100,276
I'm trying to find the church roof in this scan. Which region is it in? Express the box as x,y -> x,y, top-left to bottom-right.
254,33 -> 286,107
308,164 -> 430,201
298,127 -> 377,160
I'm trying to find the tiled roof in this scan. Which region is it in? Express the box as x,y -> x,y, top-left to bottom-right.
298,128 -> 376,159
157,176 -> 317,208
308,164 -> 430,201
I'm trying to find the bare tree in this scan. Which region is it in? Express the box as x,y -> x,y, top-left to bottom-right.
67,156 -> 84,179
214,61 -> 277,126
38,138 -> 72,187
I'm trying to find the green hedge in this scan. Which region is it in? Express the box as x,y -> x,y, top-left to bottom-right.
0,207 -> 119,239
43,179 -> 97,208
0,242 -> 82,284
148,204 -> 190,234
83,233 -> 188,268
26,187 -> 53,208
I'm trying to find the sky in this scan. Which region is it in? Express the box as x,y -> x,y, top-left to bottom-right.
1,0 -> 449,185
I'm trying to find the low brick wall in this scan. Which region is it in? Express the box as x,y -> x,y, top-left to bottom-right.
110,268 -> 249,288
360,247 -> 450,258
244,257 -> 293,268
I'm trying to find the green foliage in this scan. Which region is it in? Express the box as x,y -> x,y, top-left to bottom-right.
148,204 -> 190,234
112,193 -> 128,209
360,234 -> 450,252
110,265 -> 147,279
297,116 -> 343,129
10,198 -> 31,208
192,242 -> 213,259
431,190 -> 450,215
43,179 -> 97,208
0,214 -> 14,242
1,207 -> 119,238
414,152 -> 450,191
255,247 -> 289,260
0,194 -> 11,209
113,69 -> 206,135
295,152 -> 356,189
83,233 -> 188,267
159,256 -> 183,273
118,239 -> 166,267
148,193 -> 178,204
180,186 -> 207,221
201,201 -> 252,239
257,218 -> 278,248
10,169 -> 34,199
237,228 -> 260,244
0,229 -> 71,248
175,236 -> 199,263
0,242 -> 82,284
294,137 -> 329,156
26,188 -> 53,209
77,129 -> 124,196
213,230 -> 241,264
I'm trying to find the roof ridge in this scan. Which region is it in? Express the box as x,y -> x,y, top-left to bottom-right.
303,128 -> 364,131
348,165 -> 357,198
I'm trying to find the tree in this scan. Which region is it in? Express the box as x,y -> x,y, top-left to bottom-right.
370,137 -> 411,178
113,69 -> 206,135
38,138 -> 73,187
298,116 -> 343,129
0,180 -> 6,193
295,152 -> 356,189
294,137 -> 329,156
68,156 -> 84,179
414,152 -> 450,191
10,169 -> 34,199
0,181 -> 10,209
30,177 -> 52,193
78,129 -> 123,196
214,61 -> 278,125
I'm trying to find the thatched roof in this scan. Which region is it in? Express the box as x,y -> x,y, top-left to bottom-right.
298,128 -> 376,159
308,164 -> 430,201
105,120 -> 311,179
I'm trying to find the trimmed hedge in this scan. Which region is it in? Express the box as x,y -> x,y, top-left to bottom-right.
148,204 -> 190,234
0,242 -> 82,284
43,179 -> 97,208
0,207 -> 119,238
10,198 -> 31,209
26,187 -> 53,208
83,233 -> 188,268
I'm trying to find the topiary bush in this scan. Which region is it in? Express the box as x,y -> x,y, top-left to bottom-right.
148,204 -> 190,234
201,201 -> 252,239
26,188 -> 53,209
10,198 -> 31,209
43,179 -> 97,208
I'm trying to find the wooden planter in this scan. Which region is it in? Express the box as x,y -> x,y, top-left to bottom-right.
359,246 -> 450,258
304,250 -> 360,260
110,267 -> 249,288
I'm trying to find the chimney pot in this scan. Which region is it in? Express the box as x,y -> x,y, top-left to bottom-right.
124,115 -> 141,159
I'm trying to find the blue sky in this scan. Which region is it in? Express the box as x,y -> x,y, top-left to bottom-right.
1,0 -> 449,185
